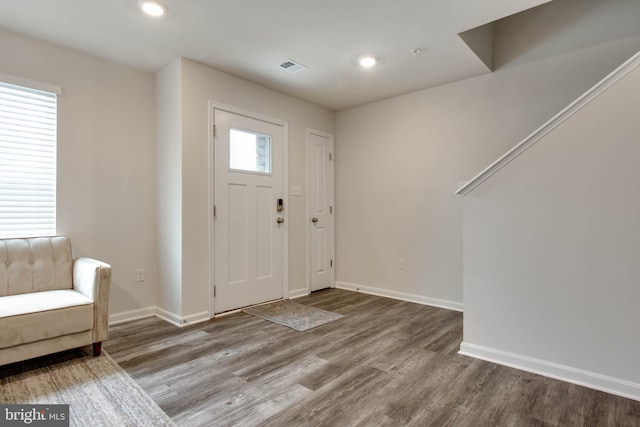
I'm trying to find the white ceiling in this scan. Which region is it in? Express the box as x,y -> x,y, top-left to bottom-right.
0,0 -> 551,110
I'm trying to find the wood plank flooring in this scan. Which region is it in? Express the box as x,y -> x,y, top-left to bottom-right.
105,289 -> 640,426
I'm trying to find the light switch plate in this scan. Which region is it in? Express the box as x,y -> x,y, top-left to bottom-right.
291,185 -> 302,196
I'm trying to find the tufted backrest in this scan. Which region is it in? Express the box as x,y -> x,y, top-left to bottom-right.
0,236 -> 73,297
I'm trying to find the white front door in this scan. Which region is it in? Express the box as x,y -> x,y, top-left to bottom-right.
214,110 -> 285,313
307,130 -> 334,292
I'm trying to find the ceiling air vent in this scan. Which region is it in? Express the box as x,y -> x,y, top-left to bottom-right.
279,59 -> 307,73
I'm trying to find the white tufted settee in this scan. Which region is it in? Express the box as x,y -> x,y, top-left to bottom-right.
0,236 -> 111,366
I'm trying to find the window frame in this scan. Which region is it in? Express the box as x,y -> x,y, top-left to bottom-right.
0,75 -> 60,239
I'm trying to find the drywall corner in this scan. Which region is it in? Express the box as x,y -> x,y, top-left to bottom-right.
155,58 -> 183,316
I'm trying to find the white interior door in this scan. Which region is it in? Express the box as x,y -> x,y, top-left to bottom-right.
307,130 -> 334,292
214,110 -> 285,313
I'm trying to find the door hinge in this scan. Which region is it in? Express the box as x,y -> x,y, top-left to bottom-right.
330,206 -> 333,214
330,259 -> 333,267
213,286 -> 216,297
329,152 -> 332,161
213,205 -> 216,217
213,124 -> 217,137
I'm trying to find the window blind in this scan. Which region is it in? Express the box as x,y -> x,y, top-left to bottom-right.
0,81 -> 57,238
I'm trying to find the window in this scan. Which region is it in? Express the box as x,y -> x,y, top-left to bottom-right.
229,128 -> 271,174
0,80 -> 57,238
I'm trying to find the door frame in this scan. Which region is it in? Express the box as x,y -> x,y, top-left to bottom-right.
306,128 -> 335,293
209,101 -> 289,316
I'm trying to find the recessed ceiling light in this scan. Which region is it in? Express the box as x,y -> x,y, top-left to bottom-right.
359,56 -> 378,68
139,0 -> 168,17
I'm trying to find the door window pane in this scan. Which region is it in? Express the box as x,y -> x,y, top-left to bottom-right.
229,128 -> 271,174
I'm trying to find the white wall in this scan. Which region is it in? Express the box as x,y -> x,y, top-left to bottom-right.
0,29 -> 157,316
334,35 -> 640,308
494,0 -> 640,69
155,59 -> 182,316
0,29 -> 333,323
461,56 -> 640,400
159,58 -> 334,319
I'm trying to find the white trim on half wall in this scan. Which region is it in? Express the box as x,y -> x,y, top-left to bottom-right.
459,342 -> 640,402
110,307 -> 210,328
289,288 -> 310,299
335,281 -> 463,312
109,307 -> 156,326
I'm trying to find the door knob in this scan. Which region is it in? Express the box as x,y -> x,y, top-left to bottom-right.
311,217 -> 318,224
277,218 -> 284,224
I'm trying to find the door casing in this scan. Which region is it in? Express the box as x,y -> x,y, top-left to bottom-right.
306,128 -> 335,293
209,101 -> 289,316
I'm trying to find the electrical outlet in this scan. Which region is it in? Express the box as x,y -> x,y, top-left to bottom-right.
398,259 -> 405,270
136,268 -> 145,282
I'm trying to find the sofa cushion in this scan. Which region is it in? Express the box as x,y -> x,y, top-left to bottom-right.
0,290 -> 93,349
0,236 -> 73,297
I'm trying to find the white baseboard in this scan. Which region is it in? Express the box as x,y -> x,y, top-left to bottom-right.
109,307 -> 156,325
289,288 -> 310,299
110,307 -> 211,328
182,311 -> 211,326
459,342 -> 640,402
155,307 -> 211,327
153,307 -> 182,326
335,281 -> 463,312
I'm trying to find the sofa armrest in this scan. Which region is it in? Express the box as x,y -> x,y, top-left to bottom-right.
73,257 -> 111,344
